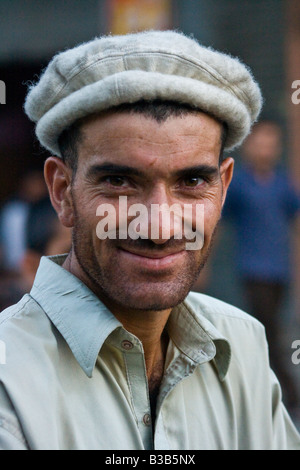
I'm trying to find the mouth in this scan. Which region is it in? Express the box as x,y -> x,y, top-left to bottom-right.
118,247 -> 187,270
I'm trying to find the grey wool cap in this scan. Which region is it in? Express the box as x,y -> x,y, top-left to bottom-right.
24,30 -> 263,157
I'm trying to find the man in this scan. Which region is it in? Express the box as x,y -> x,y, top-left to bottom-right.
0,30 -> 299,450
224,121 -> 300,412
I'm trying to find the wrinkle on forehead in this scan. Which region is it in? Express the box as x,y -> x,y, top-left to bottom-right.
78,111 -> 223,170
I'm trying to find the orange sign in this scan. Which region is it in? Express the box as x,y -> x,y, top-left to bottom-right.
107,0 -> 172,35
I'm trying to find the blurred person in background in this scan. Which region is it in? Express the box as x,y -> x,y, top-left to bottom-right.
0,275 -> 25,312
0,169 -> 47,273
224,120 -> 300,412
0,197 -> 71,310
20,197 -> 71,291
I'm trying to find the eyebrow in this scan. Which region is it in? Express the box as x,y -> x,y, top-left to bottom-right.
86,162 -> 219,180
173,165 -> 219,179
86,163 -> 143,179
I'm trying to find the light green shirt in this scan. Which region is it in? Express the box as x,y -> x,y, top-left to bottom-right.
0,255 -> 299,450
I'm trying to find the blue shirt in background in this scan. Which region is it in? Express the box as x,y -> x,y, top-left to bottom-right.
223,164 -> 300,283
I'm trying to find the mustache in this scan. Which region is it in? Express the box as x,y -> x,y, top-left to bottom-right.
116,236 -> 189,252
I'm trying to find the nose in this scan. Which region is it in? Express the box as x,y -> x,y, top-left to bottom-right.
145,184 -> 182,245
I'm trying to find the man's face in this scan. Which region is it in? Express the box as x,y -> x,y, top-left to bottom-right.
67,110 -> 233,312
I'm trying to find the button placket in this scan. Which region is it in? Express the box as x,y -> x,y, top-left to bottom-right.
143,413 -> 151,427
121,336 -> 153,450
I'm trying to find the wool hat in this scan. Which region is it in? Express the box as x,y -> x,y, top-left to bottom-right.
24,30 -> 262,157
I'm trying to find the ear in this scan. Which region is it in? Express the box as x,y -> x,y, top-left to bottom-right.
220,157 -> 234,206
44,157 -> 74,228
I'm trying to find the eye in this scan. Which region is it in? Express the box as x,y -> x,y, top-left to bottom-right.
183,176 -> 205,187
105,175 -> 128,187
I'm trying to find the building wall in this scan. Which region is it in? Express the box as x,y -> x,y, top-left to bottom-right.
0,0 -> 101,62
175,0 -> 285,127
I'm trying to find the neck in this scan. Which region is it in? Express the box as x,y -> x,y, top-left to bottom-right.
114,307 -> 170,380
62,250 -> 171,381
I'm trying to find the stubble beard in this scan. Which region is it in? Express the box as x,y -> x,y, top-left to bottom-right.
71,204 -> 217,312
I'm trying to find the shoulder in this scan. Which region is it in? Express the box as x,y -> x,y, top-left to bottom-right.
275,168 -> 296,191
186,291 -> 262,325
185,291 -> 267,347
0,294 -> 38,326
0,294 -> 54,369
185,291 -> 271,380
0,291 -> 54,337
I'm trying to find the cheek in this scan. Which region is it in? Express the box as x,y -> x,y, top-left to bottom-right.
202,199 -> 222,235
73,197 -> 101,245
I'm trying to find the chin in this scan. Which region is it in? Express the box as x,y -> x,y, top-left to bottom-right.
109,282 -> 191,312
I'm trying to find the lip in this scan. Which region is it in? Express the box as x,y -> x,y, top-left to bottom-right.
118,247 -> 186,270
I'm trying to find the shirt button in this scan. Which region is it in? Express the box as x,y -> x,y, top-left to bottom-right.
121,340 -> 134,350
143,413 -> 151,426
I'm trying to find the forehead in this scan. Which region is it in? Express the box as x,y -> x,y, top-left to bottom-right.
77,109 -> 223,171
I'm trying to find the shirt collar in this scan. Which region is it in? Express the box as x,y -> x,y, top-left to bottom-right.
169,300 -> 231,381
30,255 -> 121,378
30,255 -> 231,380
